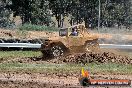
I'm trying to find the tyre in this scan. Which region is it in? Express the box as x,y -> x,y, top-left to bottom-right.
50,45 -> 64,57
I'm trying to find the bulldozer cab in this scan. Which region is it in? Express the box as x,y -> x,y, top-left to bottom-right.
59,24 -> 86,37
59,24 -> 87,47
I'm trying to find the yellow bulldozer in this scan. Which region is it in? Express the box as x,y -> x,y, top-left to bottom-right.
41,24 -> 99,57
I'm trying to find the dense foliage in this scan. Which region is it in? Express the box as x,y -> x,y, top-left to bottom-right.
19,24 -> 58,31
0,0 -> 132,29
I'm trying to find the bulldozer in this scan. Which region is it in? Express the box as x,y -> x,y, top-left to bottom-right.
41,24 -> 99,57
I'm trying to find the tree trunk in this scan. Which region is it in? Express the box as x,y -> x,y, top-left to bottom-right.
60,14 -> 64,27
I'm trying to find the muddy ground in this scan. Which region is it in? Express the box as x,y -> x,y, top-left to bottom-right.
0,72 -> 131,88
3,51 -> 131,65
0,51 -> 131,88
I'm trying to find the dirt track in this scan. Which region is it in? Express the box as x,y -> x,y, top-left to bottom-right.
0,73 -> 131,88
0,51 -> 131,88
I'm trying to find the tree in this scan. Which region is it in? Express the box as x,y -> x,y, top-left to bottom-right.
7,0 -> 52,26
49,0 -> 70,27
30,0 -> 52,26
0,0 -> 14,28
1,0 -> 132,29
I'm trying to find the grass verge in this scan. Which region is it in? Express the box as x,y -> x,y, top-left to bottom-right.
0,51 -> 131,75
0,51 -> 41,59
0,62 -> 131,75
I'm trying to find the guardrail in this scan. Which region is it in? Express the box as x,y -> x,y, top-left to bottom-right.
99,44 -> 132,49
0,43 -> 41,48
0,43 -> 132,49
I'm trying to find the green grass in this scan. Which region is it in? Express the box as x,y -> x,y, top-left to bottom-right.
0,62 -> 131,75
0,51 -> 41,59
88,63 -> 132,75
0,51 -> 131,75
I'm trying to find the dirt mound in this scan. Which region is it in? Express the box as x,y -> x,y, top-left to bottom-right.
47,52 -> 132,65
1,51 -> 131,65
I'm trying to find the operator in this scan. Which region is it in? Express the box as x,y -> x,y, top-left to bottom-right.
71,27 -> 78,36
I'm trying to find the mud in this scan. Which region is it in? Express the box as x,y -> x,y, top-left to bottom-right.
0,73 -> 80,88
0,29 -> 58,39
0,51 -> 132,88
0,73 -> 131,88
0,80 -> 80,88
1,51 -> 131,65
44,51 -> 132,65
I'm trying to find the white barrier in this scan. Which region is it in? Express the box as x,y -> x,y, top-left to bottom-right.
0,43 -> 41,48
99,44 -> 132,49
0,43 -> 132,49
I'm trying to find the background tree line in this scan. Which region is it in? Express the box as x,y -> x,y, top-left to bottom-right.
0,0 -> 132,29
